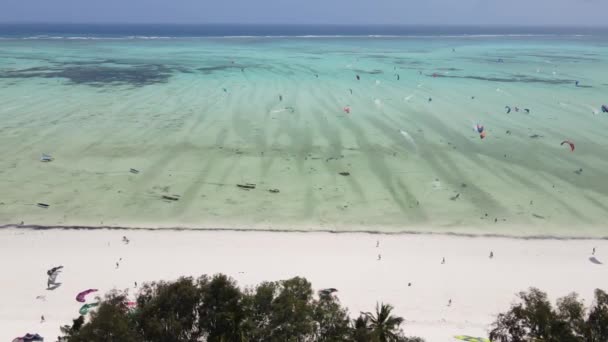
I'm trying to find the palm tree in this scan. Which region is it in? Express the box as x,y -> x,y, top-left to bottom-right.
362,302 -> 405,342
351,314 -> 372,341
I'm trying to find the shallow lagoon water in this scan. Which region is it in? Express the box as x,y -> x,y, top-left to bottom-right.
1,34 -> 608,236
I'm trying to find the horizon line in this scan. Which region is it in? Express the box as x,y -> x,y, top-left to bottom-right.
1,22 -> 607,28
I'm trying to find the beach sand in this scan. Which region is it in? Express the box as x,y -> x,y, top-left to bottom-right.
1,228 -> 605,341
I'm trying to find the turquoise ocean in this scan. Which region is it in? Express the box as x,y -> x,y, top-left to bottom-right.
1,25 -> 607,237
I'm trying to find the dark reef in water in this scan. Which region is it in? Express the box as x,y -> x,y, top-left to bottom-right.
525,54 -> 600,62
436,67 -> 462,71
197,64 -> 250,74
0,62 -> 175,87
352,68 -> 383,74
430,73 -> 575,85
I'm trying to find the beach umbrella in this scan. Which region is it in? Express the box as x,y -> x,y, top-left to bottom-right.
76,289 -> 98,302
79,302 -> 100,315
454,336 -> 491,342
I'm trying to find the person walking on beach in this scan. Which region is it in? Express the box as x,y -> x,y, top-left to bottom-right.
490,251 -> 494,259
448,299 -> 452,307
378,254 -> 382,261
376,240 -> 379,248
441,257 -> 445,264
593,247 -> 596,255
41,315 -> 45,323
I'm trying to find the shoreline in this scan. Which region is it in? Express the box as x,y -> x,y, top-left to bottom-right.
2,223 -> 608,240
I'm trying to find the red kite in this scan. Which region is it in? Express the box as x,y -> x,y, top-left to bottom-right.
561,140 -> 575,152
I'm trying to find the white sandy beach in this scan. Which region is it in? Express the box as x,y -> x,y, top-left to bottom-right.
1,228 -> 606,341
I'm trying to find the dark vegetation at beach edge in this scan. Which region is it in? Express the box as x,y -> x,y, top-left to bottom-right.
59,274 -> 424,342
57,274 -> 608,342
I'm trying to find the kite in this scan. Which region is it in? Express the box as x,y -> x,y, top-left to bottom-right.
343,106 -> 351,114
79,302 -> 100,315
12,334 -> 44,342
76,289 -> 98,303
561,140 -> 575,152
399,129 -> 418,151
475,124 -> 486,139
47,266 -> 63,287
46,266 -> 63,276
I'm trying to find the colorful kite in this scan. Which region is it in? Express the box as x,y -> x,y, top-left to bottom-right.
475,124 -> 486,139
79,302 -> 100,315
76,289 -> 98,303
561,140 -> 575,152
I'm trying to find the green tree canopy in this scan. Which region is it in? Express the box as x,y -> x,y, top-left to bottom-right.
61,274 -> 424,342
490,288 -> 608,342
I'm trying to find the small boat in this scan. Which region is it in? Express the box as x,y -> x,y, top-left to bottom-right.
40,154 -> 53,162
237,183 -> 256,190
162,195 -> 180,201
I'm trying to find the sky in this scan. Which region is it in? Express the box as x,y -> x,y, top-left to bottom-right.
0,0 -> 606,26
